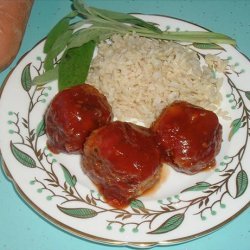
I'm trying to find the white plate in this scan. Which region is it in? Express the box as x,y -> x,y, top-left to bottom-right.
0,14 -> 249,247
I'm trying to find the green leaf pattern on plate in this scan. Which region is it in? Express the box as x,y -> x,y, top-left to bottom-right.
181,182 -> 211,192
58,206 -> 98,218
36,118 -> 46,137
10,141 -> 37,168
149,214 -> 185,234
235,170 -> 248,198
61,163 -> 77,187
7,42 -> 249,235
21,63 -> 32,92
228,118 -> 241,141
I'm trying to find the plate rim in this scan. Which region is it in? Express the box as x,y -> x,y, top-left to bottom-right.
1,155 -> 249,248
0,13 -> 250,248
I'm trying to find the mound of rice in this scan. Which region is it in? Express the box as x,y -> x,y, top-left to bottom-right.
87,34 -> 223,127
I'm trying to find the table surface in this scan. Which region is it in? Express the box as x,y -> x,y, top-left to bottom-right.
0,1 -> 249,250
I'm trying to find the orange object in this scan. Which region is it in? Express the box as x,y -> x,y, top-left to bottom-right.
0,0 -> 34,71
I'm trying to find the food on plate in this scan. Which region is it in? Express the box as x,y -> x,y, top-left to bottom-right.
0,0 -> 34,71
33,0 -> 236,89
45,84 -> 112,154
87,34 -> 223,126
151,101 -> 222,174
41,1 -> 228,208
82,121 -> 162,208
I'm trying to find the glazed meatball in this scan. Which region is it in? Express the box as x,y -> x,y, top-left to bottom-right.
82,121 -> 162,208
45,84 -> 112,154
151,101 -> 222,174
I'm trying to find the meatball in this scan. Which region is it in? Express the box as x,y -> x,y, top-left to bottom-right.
151,101 -> 222,174
82,121 -> 162,208
45,84 -> 112,154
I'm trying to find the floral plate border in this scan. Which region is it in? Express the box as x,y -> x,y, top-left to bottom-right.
0,14 -> 249,247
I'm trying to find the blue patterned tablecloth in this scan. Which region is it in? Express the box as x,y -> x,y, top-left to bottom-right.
0,1 -> 249,250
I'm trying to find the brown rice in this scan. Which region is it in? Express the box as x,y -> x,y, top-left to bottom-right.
87,34 -> 223,127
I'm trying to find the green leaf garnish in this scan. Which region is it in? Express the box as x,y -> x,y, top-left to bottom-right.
33,67 -> 58,86
44,30 -> 73,71
67,27 -> 113,49
58,40 -> 96,91
193,42 -> 225,51
35,0 -> 236,89
90,6 -> 162,33
44,11 -> 77,53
